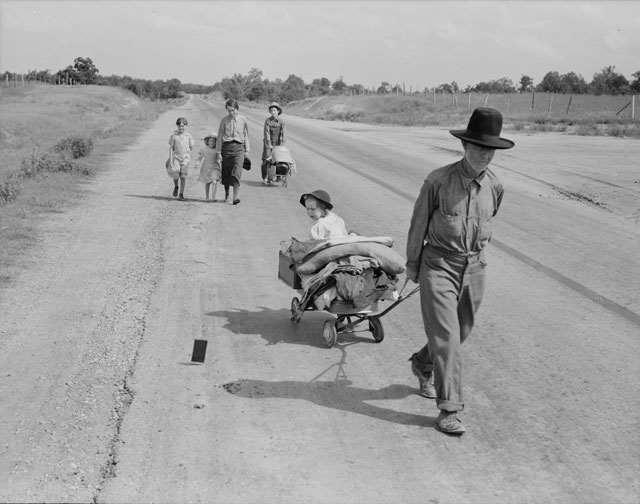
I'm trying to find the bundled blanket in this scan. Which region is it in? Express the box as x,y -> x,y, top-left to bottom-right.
280,236 -> 404,311
280,235 -> 405,276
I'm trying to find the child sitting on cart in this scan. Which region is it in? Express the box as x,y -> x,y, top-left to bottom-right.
300,190 -> 350,240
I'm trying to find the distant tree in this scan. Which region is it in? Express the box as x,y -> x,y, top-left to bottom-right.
537,71 -> 563,93
310,77 -> 331,96
559,72 -> 588,94
630,70 -> 640,93
279,74 -> 306,103
55,66 -> 78,84
332,77 -> 347,94
349,83 -> 365,95
436,83 -> 454,93
589,65 -> 629,95
376,81 -> 390,94
473,77 -> 515,93
518,75 -> 534,92
73,57 -> 99,84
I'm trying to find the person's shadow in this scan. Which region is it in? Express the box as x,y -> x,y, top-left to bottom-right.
125,194 -> 222,203
222,375 -> 434,427
206,306 -> 380,348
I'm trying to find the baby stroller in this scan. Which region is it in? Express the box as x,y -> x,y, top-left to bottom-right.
266,145 -> 296,187
279,236 -> 418,348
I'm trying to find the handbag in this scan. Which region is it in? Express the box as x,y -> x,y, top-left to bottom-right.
243,157 -> 251,170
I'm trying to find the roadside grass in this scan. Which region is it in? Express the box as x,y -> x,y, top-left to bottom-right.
283,93 -> 640,138
0,83 -> 176,287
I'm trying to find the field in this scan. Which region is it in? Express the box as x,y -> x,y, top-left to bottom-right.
284,91 -> 640,137
0,83 -> 174,283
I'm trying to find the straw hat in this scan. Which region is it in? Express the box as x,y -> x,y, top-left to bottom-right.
268,102 -> 283,115
203,132 -> 218,141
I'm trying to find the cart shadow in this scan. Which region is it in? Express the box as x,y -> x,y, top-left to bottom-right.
205,307 -> 377,348
223,378 -> 435,427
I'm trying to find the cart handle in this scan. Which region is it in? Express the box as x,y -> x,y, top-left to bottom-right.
369,280 -> 419,320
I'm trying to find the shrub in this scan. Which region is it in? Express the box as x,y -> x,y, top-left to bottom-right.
0,174 -> 22,202
20,151 -> 92,177
54,135 -> 94,159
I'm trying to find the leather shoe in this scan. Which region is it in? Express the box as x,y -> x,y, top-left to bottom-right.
409,353 -> 436,399
436,410 -> 466,435
172,186 -> 178,197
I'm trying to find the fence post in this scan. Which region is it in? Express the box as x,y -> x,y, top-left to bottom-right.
547,94 -> 553,113
531,90 -> 535,110
483,94 -> 489,106
566,95 -> 573,115
633,95 -> 636,120
433,89 -> 436,104
467,93 -> 471,109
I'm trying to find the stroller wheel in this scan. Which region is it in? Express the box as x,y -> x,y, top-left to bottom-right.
290,297 -> 301,323
322,320 -> 338,348
369,318 -> 384,343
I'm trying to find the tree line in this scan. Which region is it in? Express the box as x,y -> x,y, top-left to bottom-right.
3,57 -> 213,101
215,66 -> 640,104
4,56 -> 639,104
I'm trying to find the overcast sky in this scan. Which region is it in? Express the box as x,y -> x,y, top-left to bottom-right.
1,0 -> 639,89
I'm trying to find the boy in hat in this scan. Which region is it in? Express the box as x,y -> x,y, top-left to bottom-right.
262,102 -> 286,185
405,107 -> 514,435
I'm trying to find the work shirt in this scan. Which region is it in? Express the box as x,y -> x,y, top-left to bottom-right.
263,116 -> 285,150
406,159 -> 504,274
168,131 -> 194,163
216,114 -> 250,157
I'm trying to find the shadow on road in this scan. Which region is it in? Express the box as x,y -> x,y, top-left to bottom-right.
206,306 -> 380,348
222,377 -> 433,427
125,193 -> 220,203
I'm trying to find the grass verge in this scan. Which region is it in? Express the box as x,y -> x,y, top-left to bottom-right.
0,84 -> 177,288
282,93 -> 640,138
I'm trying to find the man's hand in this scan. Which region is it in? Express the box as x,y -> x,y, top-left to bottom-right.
405,265 -> 419,284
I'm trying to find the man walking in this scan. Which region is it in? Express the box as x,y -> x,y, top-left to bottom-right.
405,107 -> 514,435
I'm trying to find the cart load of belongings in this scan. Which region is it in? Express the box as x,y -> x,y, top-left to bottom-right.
279,235 -> 406,312
269,145 -> 297,177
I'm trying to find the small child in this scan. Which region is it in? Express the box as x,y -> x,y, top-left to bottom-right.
299,190 -> 349,240
194,133 -> 221,201
167,117 -> 194,201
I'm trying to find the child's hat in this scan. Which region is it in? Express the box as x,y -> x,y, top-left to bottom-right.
300,190 -> 333,210
204,132 -> 218,141
268,102 -> 283,115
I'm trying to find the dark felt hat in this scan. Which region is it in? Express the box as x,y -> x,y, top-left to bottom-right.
449,107 -> 514,149
300,190 -> 333,210
268,102 -> 283,115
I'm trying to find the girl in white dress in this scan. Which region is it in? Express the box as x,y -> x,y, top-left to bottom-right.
194,133 -> 221,201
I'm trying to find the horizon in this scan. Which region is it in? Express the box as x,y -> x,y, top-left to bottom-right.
1,1 -> 639,89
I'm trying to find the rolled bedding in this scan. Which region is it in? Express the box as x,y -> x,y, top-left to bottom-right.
296,238 -> 406,276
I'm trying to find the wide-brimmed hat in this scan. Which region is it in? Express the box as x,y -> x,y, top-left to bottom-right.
300,190 -> 333,210
204,132 -> 218,141
268,102 -> 283,115
449,107 -> 514,150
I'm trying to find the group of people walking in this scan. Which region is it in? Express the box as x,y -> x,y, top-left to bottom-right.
167,101 -> 515,437
165,99 -> 286,203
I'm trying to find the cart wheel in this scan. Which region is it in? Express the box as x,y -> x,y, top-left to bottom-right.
369,318 -> 384,343
290,297 -> 301,323
322,320 -> 338,348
